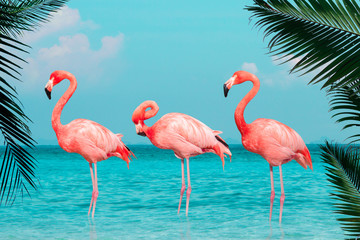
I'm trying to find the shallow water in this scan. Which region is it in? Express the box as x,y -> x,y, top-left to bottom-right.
0,145 -> 343,239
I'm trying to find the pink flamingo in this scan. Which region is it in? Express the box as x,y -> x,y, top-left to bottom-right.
132,100 -> 231,216
223,71 -> 312,223
44,70 -> 134,217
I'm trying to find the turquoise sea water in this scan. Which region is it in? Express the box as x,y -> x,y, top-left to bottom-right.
0,145 -> 343,239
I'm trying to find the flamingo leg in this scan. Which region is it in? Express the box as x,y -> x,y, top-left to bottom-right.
178,159 -> 186,214
269,165 -> 275,222
185,158 -> 192,216
279,165 -> 285,224
92,163 -> 99,218
88,163 -> 95,216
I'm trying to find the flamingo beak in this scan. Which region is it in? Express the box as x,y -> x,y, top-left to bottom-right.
135,123 -> 146,137
224,76 -> 236,97
223,84 -> 229,98
138,132 -> 146,136
45,78 -> 53,100
45,88 -> 51,100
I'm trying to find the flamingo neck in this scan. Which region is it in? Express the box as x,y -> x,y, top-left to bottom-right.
137,119 -> 157,141
235,76 -> 260,134
141,121 -> 152,136
52,73 -> 77,132
135,101 -> 159,138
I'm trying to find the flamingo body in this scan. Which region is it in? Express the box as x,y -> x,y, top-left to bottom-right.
45,70 -> 133,217
132,101 -> 231,215
223,70 -> 312,223
242,118 -> 312,169
147,113 -> 228,159
57,119 -> 131,163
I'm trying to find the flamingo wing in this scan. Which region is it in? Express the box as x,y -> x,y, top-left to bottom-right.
160,113 -> 220,147
248,118 -> 312,168
152,113 -> 230,159
60,119 -> 133,162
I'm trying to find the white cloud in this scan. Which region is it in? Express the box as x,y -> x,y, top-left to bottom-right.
241,62 -> 258,74
22,6 -> 98,43
266,55 -> 312,87
17,5 -> 125,92
261,69 -> 305,88
95,34 -> 124,59
37,33 -> 124,62
263,78 -> 274,86
22,33 -> 124,90
38,34 -> 90,59
288,57 -> 302,68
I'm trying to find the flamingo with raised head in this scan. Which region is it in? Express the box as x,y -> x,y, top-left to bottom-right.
45,70 -> 134,217
223,70 -> 312,223
132,100 -> 231,216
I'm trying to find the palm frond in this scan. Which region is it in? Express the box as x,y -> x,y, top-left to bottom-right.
0,0 -> 68,205
328,83 -> 360,143
246,0 -> 360,91
0,0 -> 68,38
0,30 -> 37,206
321,141 -> 360,237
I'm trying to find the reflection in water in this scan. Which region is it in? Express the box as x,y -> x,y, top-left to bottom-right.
267,222 -> 285,239
89,218 -> 97,240
186,218 -> 191,240
280,225 -> 284,240
179,217 -> 192,240
266,225 -> 272,240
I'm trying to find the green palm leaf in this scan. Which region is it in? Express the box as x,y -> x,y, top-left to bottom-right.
321,141 -> 360,237
0,0 -> 67,37
246,0 -> 360,90
0,0 -> 68,205
328,83 -> 360,143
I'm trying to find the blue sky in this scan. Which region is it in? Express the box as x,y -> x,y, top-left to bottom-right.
14,0 -> 355,144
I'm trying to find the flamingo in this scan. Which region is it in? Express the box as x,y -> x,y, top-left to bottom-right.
132,100 -> 232,216
44,70 -> 134,217
223,70 -> 312,223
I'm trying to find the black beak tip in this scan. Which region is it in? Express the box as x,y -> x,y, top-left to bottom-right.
45,88 -> 51,100
137,131 -> 146,137
223,84 -> 229,98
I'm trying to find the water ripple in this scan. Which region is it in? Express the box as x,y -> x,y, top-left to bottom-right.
0,145 -> 344,239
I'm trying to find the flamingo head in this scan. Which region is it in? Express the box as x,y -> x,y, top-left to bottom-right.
132,103 -> 145,136
132,100 -> 159,136
223,71 -> 255,97
135,124 -> 146,136
132,116 -> 145,137
45,70 -> 69,100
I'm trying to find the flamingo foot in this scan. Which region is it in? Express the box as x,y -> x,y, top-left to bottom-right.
279,193 -> 285,224
269,190 -> 275,222
185,186 -> 192,216
178,184 -> 186,214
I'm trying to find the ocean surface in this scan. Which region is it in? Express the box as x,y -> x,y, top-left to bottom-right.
0,145 -> 344,239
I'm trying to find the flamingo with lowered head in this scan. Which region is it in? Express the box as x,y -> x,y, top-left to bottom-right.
132,100 -> 232,216
45,70 -> 134,217
223,70 -> 312,223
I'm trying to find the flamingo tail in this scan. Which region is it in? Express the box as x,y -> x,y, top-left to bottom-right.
214,135 -> 232,169
295,147 -> 312,170
114,134 -> 136,168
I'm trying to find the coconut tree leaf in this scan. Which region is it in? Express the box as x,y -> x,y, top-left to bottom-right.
0,0 -> 68,206
328,83 -> 360,143
246,0 -> 360,91
321,141 -> 360,237
0,0 -> 68,38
